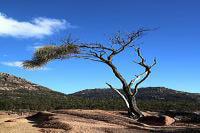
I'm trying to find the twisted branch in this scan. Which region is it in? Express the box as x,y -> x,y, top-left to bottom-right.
129,48 -> 156,96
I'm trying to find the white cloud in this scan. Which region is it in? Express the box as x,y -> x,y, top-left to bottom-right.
1,61 -> 50,71
0,12 -> 74,38
1,61 -> 23,67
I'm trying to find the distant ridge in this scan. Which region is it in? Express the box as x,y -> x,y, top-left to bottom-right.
71,87 -> 200,102
70,87 -> 200,111
0,72 -> 50,91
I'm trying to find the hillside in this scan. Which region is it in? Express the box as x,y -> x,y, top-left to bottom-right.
71,88 -> 200,111
0,72 -> 75,111
0,72 -> 51,91
71,87 -> 200,102
0,72 -> 199,112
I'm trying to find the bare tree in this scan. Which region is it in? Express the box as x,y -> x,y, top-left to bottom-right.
23,28 -> 156,118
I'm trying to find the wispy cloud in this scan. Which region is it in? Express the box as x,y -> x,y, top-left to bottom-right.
1,61 -> 23,67
0,12 -> 75,38
1,61 -> 50,71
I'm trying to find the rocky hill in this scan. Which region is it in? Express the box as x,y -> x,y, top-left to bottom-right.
0,72 -> 50,91
0,72 -> 74,111
0,72 -> 199,112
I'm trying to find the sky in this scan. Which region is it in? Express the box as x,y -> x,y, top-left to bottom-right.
0,0 -> 199,94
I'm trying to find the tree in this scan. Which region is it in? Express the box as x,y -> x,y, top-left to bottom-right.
23,28 -> 156,118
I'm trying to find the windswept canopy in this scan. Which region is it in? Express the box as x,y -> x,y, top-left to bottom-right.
23,44 -> 79,68
23,28 -> 149,68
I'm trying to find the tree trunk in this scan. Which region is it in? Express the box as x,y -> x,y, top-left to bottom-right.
127,94 -> 144,118
121,86 -> 143,118
122,93 -> 143,118
107,83 -> 143,118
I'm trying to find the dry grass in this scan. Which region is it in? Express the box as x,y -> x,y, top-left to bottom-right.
0,114 -> 40,133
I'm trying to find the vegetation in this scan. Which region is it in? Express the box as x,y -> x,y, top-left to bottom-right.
0,88 -> 199,112
23,29 -> 156,118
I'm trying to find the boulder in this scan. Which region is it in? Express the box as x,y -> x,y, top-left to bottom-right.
137,115 -> 175,126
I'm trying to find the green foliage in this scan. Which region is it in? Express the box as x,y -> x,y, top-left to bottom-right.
0,89 -> 199,112
23,44 -> 79,68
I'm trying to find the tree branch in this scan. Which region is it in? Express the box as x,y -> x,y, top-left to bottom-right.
107,29 -> 147,61
70,55 -> 103,62
79,44 -> 114,52
128,71 -> 148,88
131,48 -> 157,96
105,61 -> 128,88
106,83 -> 129,109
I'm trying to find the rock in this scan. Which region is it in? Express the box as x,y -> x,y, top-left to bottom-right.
137,115 -> 175,126
164,115 -> 175,125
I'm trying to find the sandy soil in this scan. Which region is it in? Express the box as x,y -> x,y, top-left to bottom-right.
0,113 -> 40,133
0,110 -> 199,133
51,111 -> 147,133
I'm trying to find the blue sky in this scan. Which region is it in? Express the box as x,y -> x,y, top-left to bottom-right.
0,0 -> 199,93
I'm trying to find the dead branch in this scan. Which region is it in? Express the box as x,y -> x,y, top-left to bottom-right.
106,83 -> 130,109
131,48 -> 157,96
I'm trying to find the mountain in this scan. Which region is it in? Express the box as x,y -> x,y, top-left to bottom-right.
71,87 -> 200,111
0,72 -> 50,91
0,72 -> 199,112
71,87 -> 200,102
0,72 -> 76,111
